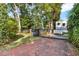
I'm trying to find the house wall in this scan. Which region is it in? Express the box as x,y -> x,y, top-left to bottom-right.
56,21 -> 67,30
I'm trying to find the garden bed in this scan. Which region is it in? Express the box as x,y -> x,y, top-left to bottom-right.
0,36 -> 40,51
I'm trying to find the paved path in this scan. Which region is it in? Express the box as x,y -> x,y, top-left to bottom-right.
52,34 -> 68,39
0,37 -> 78,56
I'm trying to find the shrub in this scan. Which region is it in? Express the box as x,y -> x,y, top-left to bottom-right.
5,18 -> 18,39
68,4 -> 79,48
0,18 -> 18,45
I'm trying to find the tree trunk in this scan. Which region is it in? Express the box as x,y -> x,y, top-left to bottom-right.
49,20 -> 53,36
29,29 -> 32,36
53,20 -> 56,29
14,3 -> 21,33
17,14 -> 21,33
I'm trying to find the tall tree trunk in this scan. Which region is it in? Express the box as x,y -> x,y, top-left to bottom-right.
49,20 -> 53,36
53,20 -> 56,29
14,3 -> 21,33
49,10 -> 56,35
17,13 -> 21,33
49,10 -> 55,36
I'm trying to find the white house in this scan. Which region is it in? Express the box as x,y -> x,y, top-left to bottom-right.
54,20 -> 68,34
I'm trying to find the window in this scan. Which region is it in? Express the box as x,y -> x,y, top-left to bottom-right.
57,23 -> 60,25
62,23 -> 65,26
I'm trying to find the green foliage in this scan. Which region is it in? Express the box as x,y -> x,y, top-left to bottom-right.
7,3 -> 62,30
40,3 -> 62,21
21,16 -> 33,29
0,18 -> 18,45
6,18 -> 18,39
18,4 -> 34,29
0,3 -> 62,45
68,4 -> 79,47
31,3 -> 62,29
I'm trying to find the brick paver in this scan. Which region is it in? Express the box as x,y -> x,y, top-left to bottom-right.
0,37 -> 78,56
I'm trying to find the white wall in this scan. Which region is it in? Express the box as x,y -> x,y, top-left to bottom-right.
56,21 -> 67,30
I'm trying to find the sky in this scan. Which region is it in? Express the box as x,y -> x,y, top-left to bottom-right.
60,3 -> 74,21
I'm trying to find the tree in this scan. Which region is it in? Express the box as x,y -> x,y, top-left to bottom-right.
0,4 -> 8,40
7,3 -> 62,36
0,4 -> 18,45
37,3 -> 62,35
18,4 -> 33,30
7,3 -> 21,33
68,3 -> 79,47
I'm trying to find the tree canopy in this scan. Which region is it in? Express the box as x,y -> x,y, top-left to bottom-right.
68,3 -> 79,47
0,3 -> 62,45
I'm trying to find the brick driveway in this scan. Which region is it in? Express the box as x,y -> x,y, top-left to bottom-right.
0,37 -> 78,56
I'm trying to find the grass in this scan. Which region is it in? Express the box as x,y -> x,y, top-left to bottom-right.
0,36 -> 40,51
